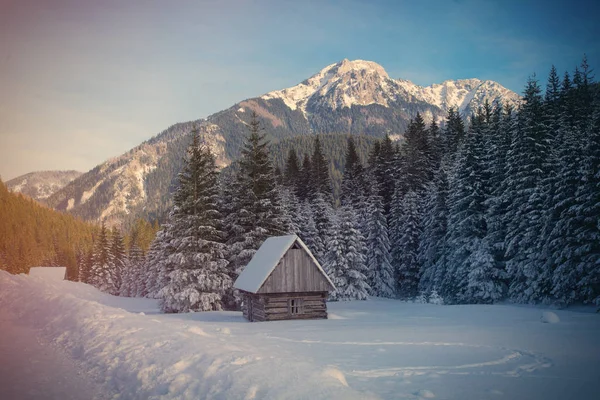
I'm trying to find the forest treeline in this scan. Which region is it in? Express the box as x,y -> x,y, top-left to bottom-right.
0,181 -> 96,279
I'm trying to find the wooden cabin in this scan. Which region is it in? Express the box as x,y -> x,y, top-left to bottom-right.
234,235 -> 335,322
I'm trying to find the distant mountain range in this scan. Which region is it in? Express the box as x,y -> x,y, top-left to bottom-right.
6,171 -> 83,202
38,59 -> 520,226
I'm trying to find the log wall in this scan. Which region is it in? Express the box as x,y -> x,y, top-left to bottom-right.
242,291 -> 328,322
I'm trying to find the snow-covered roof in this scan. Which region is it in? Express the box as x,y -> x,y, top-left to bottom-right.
234,235 -> 334,293
28,266 -> 67,280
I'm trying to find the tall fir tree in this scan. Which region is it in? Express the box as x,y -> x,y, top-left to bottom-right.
418,166 -> 449,296
227,112 -> 287,279
340,136 -> 365,207
90,223 -> 112,293
324,206 -> 370,301
504,76 -> 548,302
109,227 -> 127,296
395,190 -> 422,299
310,136 -> 332,200
365,184 -> 395,298
159,129 -> 231,312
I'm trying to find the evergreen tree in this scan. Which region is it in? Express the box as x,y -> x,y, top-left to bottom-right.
143,227 -> 172,298
122,229 -> 145,297
418,166 -> 449,296
340,136 -> 365,207
399,113 -> 433,194
373,135 -> 396,218
445,115 -> 501,303
296,153 -> 312,201
365,185 -> 395,298
284,148 -> 301,189
443,107 -> 466,156
395,191 -> 422,299
504,76 -> 549,302
297,200 -> 322,261
90,223 -> 112,292
311,192 -> 334,263
227,112 -> 287,279
159,129 -> 231,312
109,227 -> 127,296
324,206 -> 370,301
311,136 -> 332,200
574,108 -> 600,305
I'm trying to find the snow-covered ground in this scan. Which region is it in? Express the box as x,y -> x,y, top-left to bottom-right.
1,271 -> 599,400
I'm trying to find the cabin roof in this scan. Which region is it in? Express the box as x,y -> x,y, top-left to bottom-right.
233,235 -> 335,294
28,266 -> 67,280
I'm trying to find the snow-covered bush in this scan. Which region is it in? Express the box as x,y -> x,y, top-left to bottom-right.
428,289 -> 444,305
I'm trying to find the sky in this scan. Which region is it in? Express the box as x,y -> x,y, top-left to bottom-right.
1,0 -> 598,180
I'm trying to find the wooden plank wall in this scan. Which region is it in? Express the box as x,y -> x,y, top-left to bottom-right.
258,249 -> 332,294
246,292 -> 328,321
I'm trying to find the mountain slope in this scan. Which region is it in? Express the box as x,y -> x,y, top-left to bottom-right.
46,59 -> 520,226
6,171 -> 83,201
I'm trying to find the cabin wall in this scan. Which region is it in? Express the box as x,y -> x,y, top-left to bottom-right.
243,292 -> 328,322
258,249 -> 332,294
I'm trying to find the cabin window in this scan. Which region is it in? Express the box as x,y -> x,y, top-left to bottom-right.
289,298 -> 303,314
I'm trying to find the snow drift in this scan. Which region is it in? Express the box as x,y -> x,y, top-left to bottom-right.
0,271 -> 365,400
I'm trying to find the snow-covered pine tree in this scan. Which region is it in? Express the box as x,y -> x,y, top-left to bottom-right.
574,106 -> 600,306
443,107 -> 466,158
79,247 -> 94,284
373,135 -> 396,218
159,129 -> 231,313
365,183 -> 395,298
552,59 -> 598,305
227,112 -> 287,278
418,165 -> 449,296
401,113 -> 433,194
395,190 -> 422,299
142,227 -> 172,298
427,118 -> 443,174
324,206 -> 370,301
279,185 -> 301,235
120,227 -> 146,297
311,192 -> 334,263
483,104 -> 513,294
340,136 -> 365,207
297,200 -> 322,257
445,115 -> 501,304
296,153 -> 312,202
89,223 -> 112,293
310,136 -> 333,201
109,227 -> 127,296
504,76 -> 549,302
284,148 -> 301,191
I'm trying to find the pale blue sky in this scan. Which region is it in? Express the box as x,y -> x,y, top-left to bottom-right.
1,0 -> 598,180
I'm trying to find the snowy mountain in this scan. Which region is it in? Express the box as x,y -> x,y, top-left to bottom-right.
6,170 -> 83,201
263,59 -> 520,120
46,59 -> 520,226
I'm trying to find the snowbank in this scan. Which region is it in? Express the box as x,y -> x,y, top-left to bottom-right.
0,271 -> 366,400
541,311 -> 560,324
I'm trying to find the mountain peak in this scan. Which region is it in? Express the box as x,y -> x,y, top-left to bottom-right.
329,59 -> 389,79
262,59 -> 392,113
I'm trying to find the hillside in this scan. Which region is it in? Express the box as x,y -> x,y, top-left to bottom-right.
6,170 -> 82,202
0,179 -> 97,278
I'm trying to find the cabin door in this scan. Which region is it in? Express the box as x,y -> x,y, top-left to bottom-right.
247,296 -> 253,322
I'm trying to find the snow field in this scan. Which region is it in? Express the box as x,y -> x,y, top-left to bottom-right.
2,271 -> 599,400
